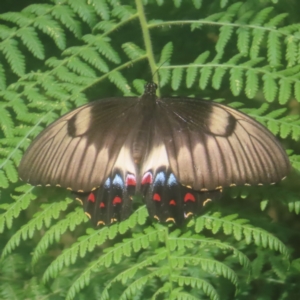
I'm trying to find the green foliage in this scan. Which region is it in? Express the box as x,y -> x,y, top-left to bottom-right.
0,0 -> 300,299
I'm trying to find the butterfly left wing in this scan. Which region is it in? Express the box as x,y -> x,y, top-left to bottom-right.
19,97 -> 143,225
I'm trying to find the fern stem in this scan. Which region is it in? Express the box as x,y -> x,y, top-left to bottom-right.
163,226 -> 174,294
148,20 -> 299,41
135,0 -> 160,96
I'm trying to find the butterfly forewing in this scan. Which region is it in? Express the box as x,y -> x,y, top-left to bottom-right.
19,83 -> 290,225
156,98 -> 290,191
19,98 -> 141,192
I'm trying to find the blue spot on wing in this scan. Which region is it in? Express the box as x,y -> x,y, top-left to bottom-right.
154,171 -> 166,186
113,174 -> 124,188
167,173 -> 177,186
104,177 -> 111,188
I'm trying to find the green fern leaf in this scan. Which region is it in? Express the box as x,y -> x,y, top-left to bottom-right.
192,0 -> 203,9
3,160 -> 18,183
294,81 -> 300,102
0,170 -> 9,189
108,71 -> 130,93
93,20 -> 117,33
17,27 -> 44,59
89,0 -> 110,20
285,36 -> 297,67
0,106 -> 14,137
278,78 -> 292,104
220,0 -> 228,8
262,73 -> 278,102
267,31 -> 282,67
122,42 -> 146,60
66,57 -> 96,77
245,69 -> 259,98
216,25 -> 234,54
0,62 -> 6,90
230,68 -> 243,96
22,3 -> 52,15
68,0 -> 97,27
1,39 -> 25,76
77,48 -> 109,73
186,51 -> 210,88
83,35 -> 121,63
159,42 -> 173,65
32,208 -> 88,265
212,65 -> 227,90
267,13 -> 288,27
172,68 -> 184,90
250,29 -> 266,59
199,67 -> 213,90
112,5 -> 137,21
0,12 -> 32,27
250,7 -> 273,26
51,5 -> 82,38
237,28 -> 250,56
33,15 -> 66,50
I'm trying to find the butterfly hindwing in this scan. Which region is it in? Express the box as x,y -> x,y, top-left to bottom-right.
75,170 -> 136,225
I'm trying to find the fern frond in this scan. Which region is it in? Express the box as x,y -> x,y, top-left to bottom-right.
173,276 -> 219,300
32,207 -> 88,265
89,0 -> 110,20
82,35 -> 121,64
52,5 -> 81,37
42,206 -> 148,282
122,42 -> 146,60
1,39 -> 25,76
0,185 -> 35,231
2,197 -> 73,257
195,213 -> 289,256
68,0 -> 97,28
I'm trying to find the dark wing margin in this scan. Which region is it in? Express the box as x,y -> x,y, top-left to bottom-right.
19,97 -> 140,192
156,97 -> 290,191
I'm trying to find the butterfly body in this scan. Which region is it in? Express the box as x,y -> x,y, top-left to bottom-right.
19,83 -> 290,225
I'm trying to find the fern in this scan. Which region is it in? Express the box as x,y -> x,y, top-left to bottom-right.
0,0 -> 300,299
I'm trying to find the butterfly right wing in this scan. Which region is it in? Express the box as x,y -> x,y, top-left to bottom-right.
140,120 -> 221,224
156,97 -> 290,191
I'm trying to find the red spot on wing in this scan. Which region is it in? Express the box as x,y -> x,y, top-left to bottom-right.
153,193 -> 161,201
113,196 -> 122,205
142,172 -> 152,185
184,193 -> 195,202
126,174 -> 136,186
169,200 -> 176,206
88,193 -> 95,202
100,202 -> 105,208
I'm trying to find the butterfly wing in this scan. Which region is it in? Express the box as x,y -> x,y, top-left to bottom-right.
19,97 -> 144,225
155,97 -> 290,191
19,97 -> 142,191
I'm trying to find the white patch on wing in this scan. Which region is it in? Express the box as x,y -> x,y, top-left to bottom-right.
177,143 -> 194,185
207,105 -> 232,136
113,144 -> 136,175
73,106 -> 93,136
142,142 -> 169,175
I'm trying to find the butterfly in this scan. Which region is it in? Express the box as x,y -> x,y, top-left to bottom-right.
19,82 -> 290,226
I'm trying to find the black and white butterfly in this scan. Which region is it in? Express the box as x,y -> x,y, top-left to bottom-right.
19,83 -> 290,225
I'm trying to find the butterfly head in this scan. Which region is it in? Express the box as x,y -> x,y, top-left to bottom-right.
144,82 -> 157,96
